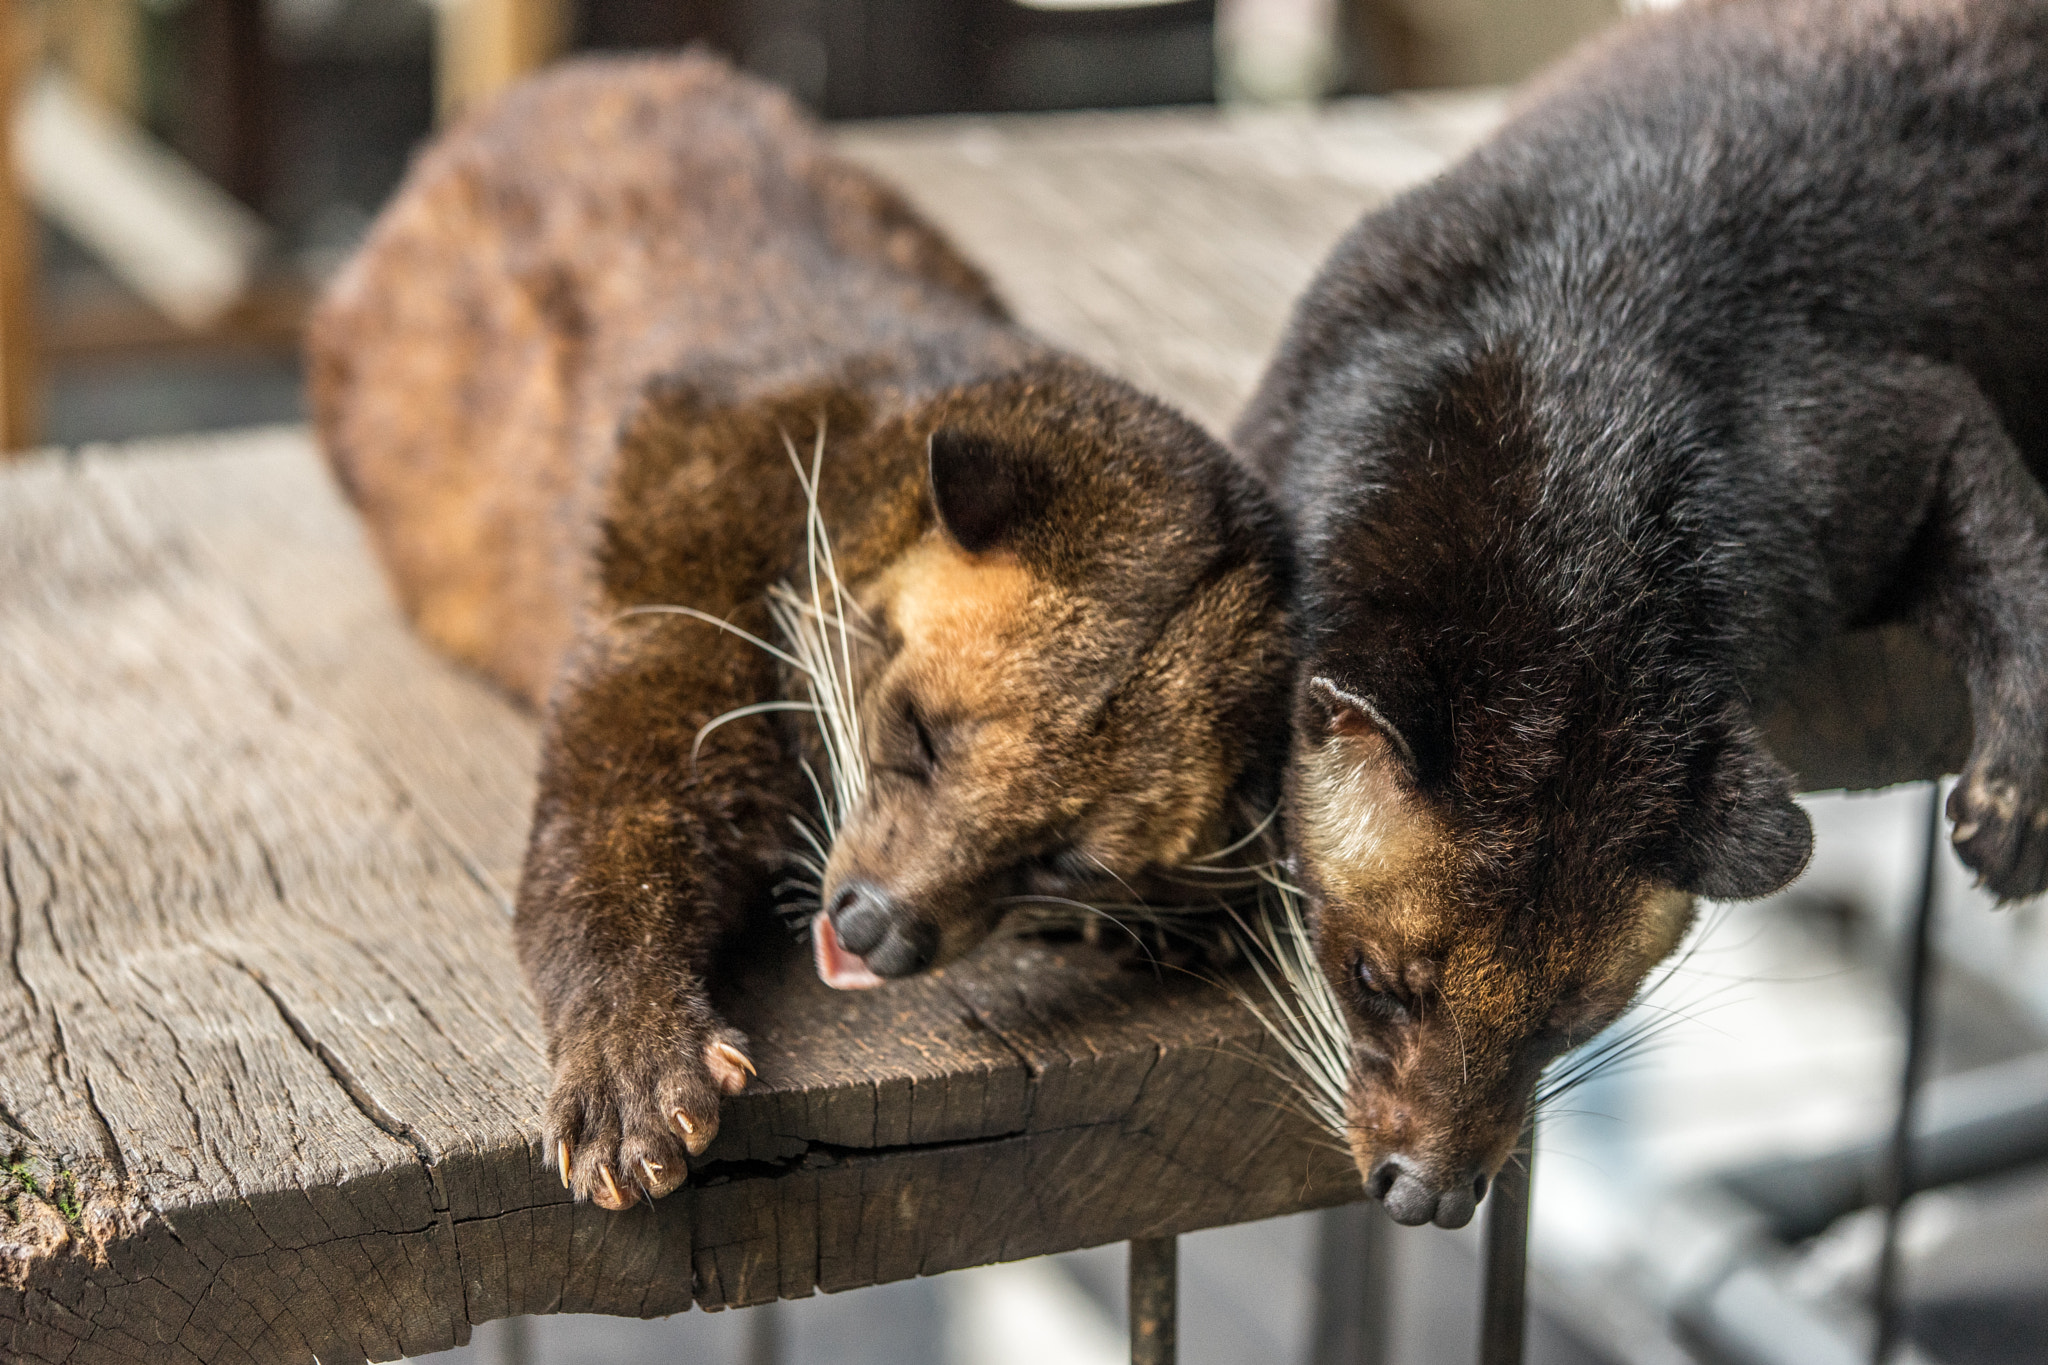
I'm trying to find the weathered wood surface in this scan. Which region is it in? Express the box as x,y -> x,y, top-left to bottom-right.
0,431 -> 1361,1364
0,91 -> 1973,1365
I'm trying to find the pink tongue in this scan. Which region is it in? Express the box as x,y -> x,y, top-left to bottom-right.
812,911 -> 886,990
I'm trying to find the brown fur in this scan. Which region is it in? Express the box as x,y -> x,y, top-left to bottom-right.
311,55 -> 1291,1211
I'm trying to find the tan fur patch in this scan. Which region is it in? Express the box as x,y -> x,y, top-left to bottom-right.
1638,883 -> 1697,962
871,536 -> 1035,650
1597,881 -> 1696,1000
865,534 -> 1041,720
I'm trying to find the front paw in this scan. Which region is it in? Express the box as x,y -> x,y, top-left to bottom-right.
545,996 -> 755,1210
1949,767 -> 2048,900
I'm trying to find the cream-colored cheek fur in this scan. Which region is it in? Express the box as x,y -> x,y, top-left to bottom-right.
1298,730 -> 1439,899
1635,883 -> 1697,970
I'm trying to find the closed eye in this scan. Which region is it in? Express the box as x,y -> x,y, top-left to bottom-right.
1354,958 -> 1412,1023
874,697 -> 943,783
908,702 -> 940,774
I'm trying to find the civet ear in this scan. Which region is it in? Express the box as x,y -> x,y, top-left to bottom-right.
1666,722 -> 1814,900
1307,676 -> 1419,785
927,427 -> 1037,554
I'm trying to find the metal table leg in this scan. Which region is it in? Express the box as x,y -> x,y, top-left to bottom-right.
1311,1200 -> 1393,1365
1871,782 -> 1944,1364
744,1298 -> 782,1365
1130,1235 -> 1178,1365
1480,1119 -> 1535,1365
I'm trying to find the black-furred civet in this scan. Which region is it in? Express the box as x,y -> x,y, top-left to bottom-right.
1235,0 -> 2048,1228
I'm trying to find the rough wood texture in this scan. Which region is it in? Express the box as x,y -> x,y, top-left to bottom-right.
0,429 -> 1360,1363
0,95 -> 1973,1363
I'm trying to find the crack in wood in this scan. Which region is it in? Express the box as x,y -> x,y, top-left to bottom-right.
75,1071 -> 129,1187
0,845 -> 44,1148
222,954 -> 447,1212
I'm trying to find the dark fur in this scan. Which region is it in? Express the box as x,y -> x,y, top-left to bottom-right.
313,55 -> 1290,1209
1236,0 -> 2048,1224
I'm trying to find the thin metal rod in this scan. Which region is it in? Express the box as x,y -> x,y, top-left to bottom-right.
1871,781 -> 1944,1364
745,1299 -> 781,1365
1311,1200 -> 1393,1365
1479,1118 -> 1535,1365
1129,1235 -> 1178,1365
494,1315 -> 532,1365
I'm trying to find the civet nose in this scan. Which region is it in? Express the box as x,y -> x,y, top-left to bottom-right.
827,883 -> 937,978
1365,1156 -> 1489,1229
829,884 -> 890,954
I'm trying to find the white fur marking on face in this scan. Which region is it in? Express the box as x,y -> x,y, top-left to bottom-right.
1299,720 -> 1429,881
1312,742 -> 1396,868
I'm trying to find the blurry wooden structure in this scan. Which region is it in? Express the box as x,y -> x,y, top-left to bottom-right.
41,0 -> 140,117
0,87 -> 1976,1365
580,0 -> 1216,118
0,0 -> 36,450
0,0 -> 278,454
435,0 -> 570,120
1340,0 -> 1621,93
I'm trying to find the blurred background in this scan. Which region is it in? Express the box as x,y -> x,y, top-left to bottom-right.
4,0 -> 1631,448
13,3 -> 2048,1364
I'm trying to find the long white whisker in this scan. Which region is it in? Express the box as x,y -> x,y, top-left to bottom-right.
693,700 -> 818,764
1184,804 -> 1281,865
1210,871 -> 1351,1143
609,604 -> 805,670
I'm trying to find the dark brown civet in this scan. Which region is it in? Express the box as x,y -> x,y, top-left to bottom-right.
1235,0 -> 2048,1228
312,55 -> 1290,1212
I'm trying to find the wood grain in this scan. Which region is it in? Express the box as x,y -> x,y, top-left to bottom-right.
0,94 -> 1976,1362
837,92 -> 1507,436
0,432 -> 1356,1361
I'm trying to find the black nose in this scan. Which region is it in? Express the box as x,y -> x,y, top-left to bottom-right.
1365,1157 -> 1489,1229
829,884 -> 891,954
827,884 -> 937,977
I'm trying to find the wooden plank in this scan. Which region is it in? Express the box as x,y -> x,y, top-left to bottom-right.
110,429 -> 541,899
1760,624 -> 1973,795
0,431 -> 1351,1360
837,95 -> 1507,435
41,278 -> 306,364
0,451 -> 507,1361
